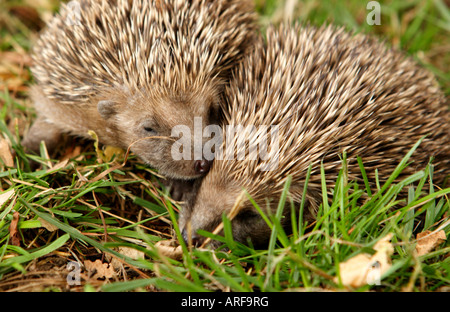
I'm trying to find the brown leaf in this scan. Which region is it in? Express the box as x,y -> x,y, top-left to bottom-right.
9,211 -> 21,246
37,217 -> 58,232
0,51 -> 33,67
0,137 -> 14,167
83,259 -> 116,279
415,230 -> 446,256
0,51 -> 32,92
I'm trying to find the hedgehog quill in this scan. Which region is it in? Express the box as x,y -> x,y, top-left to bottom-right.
179,24 -> 450,248
23,0 -> 257,180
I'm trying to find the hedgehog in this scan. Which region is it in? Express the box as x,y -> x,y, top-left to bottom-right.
179,24 -> 450,248
22,0 -> 257,180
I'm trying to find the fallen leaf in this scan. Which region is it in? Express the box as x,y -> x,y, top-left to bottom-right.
87,130 -> 103,161
0,51 -> 33,67
372,233 -> 394,265
117,246 -> 145,259
155,240 -> 183,260
103,146 -> 125,162
110,246 -> 145,270
9,211 -> 21,246
37,217 -> 58,232
0,52 -> 31,92
336,233 -> 394,288
0,189 -> 15,207
415,230 -> 446,256
88,130 -> 125,163
84,259 -> 116,279
0,137 -> 14,167
336,253 -> 372,287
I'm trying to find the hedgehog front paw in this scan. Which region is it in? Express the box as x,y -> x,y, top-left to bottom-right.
22,117 -> 62,156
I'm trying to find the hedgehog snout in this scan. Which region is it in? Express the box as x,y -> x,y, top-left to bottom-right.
181,227 -> 204,247
194,158 -> 212,175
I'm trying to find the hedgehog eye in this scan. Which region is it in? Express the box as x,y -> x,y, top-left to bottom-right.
142,121 -> 157,135
143,127 -> 157,136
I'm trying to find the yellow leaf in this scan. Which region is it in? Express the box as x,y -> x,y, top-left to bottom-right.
87,130 -> 104,161
103,145 -> 125,162
87,130 -> 124,162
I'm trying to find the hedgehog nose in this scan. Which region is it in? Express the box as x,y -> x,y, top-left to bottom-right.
194,158 -> 211,175
181,228 -> 203,247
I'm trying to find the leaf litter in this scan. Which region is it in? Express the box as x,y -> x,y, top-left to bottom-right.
336,234 -> 394,288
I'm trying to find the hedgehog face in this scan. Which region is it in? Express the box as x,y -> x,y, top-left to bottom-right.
179,174 -> 273,249
97,93 -> 219,180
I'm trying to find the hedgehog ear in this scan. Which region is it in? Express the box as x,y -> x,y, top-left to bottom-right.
97,100 -> 117,120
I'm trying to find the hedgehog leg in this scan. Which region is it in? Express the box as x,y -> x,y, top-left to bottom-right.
22,116 -> 62,156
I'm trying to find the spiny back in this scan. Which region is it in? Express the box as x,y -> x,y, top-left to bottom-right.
32,0 -> 257,104
218,24 -> 449,195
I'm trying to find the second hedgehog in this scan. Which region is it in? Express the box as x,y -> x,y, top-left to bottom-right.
179,24 -> 450,248
23,0 -> 256,179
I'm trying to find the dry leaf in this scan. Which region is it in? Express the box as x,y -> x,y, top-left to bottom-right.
336,233 -> 393,288
0,52 -> 31,92
88,130 -> 126,163
103,146 -> 125,162
0,137 -> 14,167
336,254 -> 372,287
415,230 -> 446,256
372,233 -> 394,264
9,211 -> 21,246
0,189 -> 15,207
110,246 -> 145,270
117,246 -> 145,259
0,51 -> 33,67
155,240 -> 183,260
37,217 -> 58,232
84,259 -> 116,279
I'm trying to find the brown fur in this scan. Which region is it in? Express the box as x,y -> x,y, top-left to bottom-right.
180,24 -> 450,248
23,0 -> 257,179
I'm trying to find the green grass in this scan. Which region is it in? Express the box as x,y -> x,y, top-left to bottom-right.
0,0 -> 449,292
